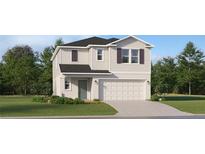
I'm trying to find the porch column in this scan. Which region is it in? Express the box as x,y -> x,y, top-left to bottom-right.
91,78 -> 99,100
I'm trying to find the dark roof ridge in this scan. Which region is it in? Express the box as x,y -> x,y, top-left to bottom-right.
62,36 -> 119,47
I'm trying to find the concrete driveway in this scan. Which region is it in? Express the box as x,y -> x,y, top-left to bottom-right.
106,100 -> 192,117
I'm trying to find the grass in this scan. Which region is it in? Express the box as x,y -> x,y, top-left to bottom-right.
0,96 -> 117,117
160,95 -> 205,114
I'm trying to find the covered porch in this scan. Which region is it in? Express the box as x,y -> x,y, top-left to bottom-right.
57,64 -> 112,100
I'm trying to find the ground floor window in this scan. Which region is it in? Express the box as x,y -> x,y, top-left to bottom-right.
65,77 -> 71,90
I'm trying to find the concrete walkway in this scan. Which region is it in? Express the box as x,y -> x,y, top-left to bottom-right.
106,100 -> 192,117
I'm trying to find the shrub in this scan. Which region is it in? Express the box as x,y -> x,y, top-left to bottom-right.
42,96 -> 50,103
64,98 -> 74,104
50,96 -> 57,104
151,94 -> 159,101
57,97 -> 66,104
50,96 -> 66,104
73,98 -> 84,104
159,97 -> 166,101
33,96 -> 51,103
34,96 -> 87,104
32,96 -> 43,102
51,96 -> 60,99
151,94 -> 166,101
93,99 -> 100,101
92,101 -> 101,104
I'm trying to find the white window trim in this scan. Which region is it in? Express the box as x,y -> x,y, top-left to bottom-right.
65,77 -> 72,91
96,48 -> 104,61
121,48 -> 140,64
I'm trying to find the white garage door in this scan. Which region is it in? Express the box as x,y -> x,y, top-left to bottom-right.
99,79 -> 145,101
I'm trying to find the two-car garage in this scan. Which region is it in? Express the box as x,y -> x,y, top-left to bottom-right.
99,79 -> 146,101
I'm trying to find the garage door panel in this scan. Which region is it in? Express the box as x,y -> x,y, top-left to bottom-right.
100,79 -> 145,101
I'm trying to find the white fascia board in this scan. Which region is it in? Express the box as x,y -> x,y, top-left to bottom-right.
108,35 -> 130,44
108,35 -> 155,48
87,44 -> 117,48
59,46 -> 87,49
111,71 -> 151,74
51,46 -> 60,61
98,78 -> 147,81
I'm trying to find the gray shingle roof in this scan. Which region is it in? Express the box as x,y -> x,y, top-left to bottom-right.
62,36 -> 118,47
59,64 -> 110,73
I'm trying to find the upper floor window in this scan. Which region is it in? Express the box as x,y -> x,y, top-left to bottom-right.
121,49 -> 140,64
121,49 -> 129,63
72,50 -> 78,62
97,49 -> 104,61
65,77 -> 71,90
131,49 -> 139,63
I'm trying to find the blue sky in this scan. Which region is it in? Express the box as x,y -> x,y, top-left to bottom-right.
0,35 -> 205,62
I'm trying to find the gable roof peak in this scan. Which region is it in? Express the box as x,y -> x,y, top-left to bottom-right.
109,35 -> 154,47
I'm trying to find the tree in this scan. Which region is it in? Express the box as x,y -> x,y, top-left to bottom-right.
0,38 -> 64,95
38,38 -> 64,95
191,61 -> 205,95
177,42 -> 205,95
0,63 -> 3,94
2,45 -> 39,95
53,38 -> 64,50
38,47 -> 53,95
152,57 -> 177,94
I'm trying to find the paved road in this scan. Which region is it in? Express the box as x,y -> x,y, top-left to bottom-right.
106,100 -> 192,117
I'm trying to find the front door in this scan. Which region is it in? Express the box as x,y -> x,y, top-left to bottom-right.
78,80 -> 87,100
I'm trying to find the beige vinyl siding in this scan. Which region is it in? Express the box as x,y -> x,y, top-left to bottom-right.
109,37 -> 151,73
59,77 -> 92,99
57,48 -> 90,65
90,47 -> 109,70
52,48 -> 90,96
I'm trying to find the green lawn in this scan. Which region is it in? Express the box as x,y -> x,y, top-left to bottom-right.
160,95 -> 205,114
0,96 -> 117,117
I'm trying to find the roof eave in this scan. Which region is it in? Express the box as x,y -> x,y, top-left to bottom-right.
87,44 -> 117,47
108,35 -> 155,48
50,46 -> 60,61
146,45 -> 155,48
62,72 -> 112,75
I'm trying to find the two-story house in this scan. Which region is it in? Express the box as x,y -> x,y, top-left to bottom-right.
51,35 -> 154,101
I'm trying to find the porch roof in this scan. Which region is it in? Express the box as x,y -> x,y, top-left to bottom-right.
59,64 -> 111,74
